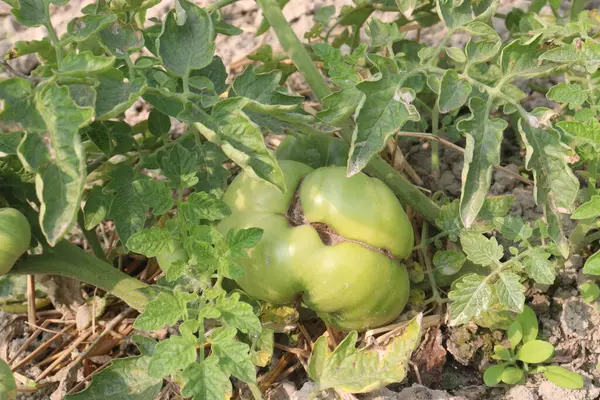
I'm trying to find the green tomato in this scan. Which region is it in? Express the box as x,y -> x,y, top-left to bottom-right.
217,160 -> 413,331
0,208 -> 31,275
156,243 -> 188,274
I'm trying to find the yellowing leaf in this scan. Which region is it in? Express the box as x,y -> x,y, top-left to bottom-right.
307,314 -> 422,393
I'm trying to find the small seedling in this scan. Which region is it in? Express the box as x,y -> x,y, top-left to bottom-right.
579,281 -> 600,303
484,306 -> 583,389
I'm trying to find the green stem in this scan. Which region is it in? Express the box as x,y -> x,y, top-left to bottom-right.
324,19 -> 342,42
77,211 -> 108,263
124,56 -> 136,82
589,157 -> 598,199
583,230 -> 600,246
350,25 -> 362,50
198,316 -> 205,361
413,231 -> 450,251
570,0 -> 585,20
182,69 -> 191,94
427,30 -> 453,66
256,0 -> 331,102
255,0 -> 441,222
207,0 -> 240,12
44,0 -> 63,64
431,104 -> 440,179
10,241 -> 149,311
420,223 -> 441,304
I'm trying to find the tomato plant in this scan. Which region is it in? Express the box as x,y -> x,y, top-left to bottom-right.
0,0 -> 598,397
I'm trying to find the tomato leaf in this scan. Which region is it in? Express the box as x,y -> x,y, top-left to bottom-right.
180,192 -> 231,222
456,97 -> 506,227
83,186 -> 112,230
17,131 -> 49,173
0,131 -> 22,155
448,273 -> 492,326
494,271 -> 525,314
438,70 -> 471,113
0,78 -> 46,132
307,314 -> 422,393
181,356 -> 232,400
157,1 -> 215,77
214,292 -> 262,335
148,335 -> 197,378
209,326 -> 256,383
98,21 -> 144,58
94,69 -> 146,120
523,248 -> 556,285
433,250 -> 466,276
160,143 -> 200,188
66,14 -> 119,42
347,54 -> 420,176
180,99 -> 285,191
35,82 -> 93,246
132,179 -> 175,216
65,335 -> 161,400
127,227 -> 174,257
460,232 -> 503,267
250,328 -> 274,367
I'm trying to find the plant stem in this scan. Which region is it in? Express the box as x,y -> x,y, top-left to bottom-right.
430,104 -> 440,179
427,30 -> 453,66
412,231 -> 450,251
589,157 -> 598,199
571,0 -> 585,20
583,230 -> 600,246
77,211 -> 108,263
420,223 -> 441,303
207,0 -> 239,12
182,69 -> 191,94
124,56 -> 136,82
43,0 -> 63,64
198,316 -> 206,361
10,241 -> 149,311
255,0 -> 441,222
256,0 -> 330,102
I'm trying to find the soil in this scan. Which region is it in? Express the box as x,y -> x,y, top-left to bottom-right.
2,1 -> 600,400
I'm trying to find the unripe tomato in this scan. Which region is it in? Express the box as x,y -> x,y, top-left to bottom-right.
156,243 -> 188,274
0,208 -> 31,275
217,161 -> 413,331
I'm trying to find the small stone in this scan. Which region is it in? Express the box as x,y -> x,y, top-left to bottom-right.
504,385 -> 539,400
